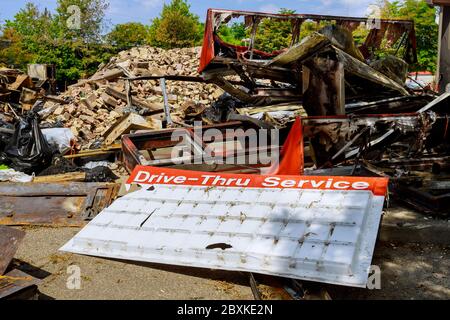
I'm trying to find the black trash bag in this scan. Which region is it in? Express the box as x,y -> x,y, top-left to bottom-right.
3,111 -> 54,174
203,93 -> 247,123
84,166 -> 118,183
0,120 -> 14,154
38,157 -> 119,183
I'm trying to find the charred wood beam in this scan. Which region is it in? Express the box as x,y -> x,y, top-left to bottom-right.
303,54 -> 346,116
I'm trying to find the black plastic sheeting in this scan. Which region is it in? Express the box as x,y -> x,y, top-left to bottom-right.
1,112 -> 54,174
203,93 -> 246,123
38,156 -> 118,183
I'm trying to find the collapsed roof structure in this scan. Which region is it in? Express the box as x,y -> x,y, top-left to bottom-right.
199,9 -> 418,115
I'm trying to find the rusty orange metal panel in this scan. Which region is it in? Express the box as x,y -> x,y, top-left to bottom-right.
0,182 -> 119,227
0,269 -> 40,300
0,226 -> 25,275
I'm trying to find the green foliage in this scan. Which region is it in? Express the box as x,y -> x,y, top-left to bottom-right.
215,9 -> 318,53
54,0 -> 109,42
218,22 -> 247,46
0,27 -> 36,67
380,0 -> 438,72
148,0 -> 202,49
107,23 -> 150,50
254,9 -> 296,53
1,0 -> 437,83
0,0 -> 112,83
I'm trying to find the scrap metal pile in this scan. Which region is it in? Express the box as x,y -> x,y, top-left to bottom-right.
196,9 -> 450,216
0,8 -> 449,299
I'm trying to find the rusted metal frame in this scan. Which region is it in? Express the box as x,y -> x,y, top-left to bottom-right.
437,5 -> 450,93
123,74 -> 248,87
237,63 -> 298,84
209,9 -> 415,25
122,128 -> 206,172
122,134 -> 144,173
121,121 -> 278,172
122,129 -> 204,170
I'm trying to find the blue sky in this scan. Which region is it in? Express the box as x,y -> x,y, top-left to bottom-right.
0,0 -> 377,29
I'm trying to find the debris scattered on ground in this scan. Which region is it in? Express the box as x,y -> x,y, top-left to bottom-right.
0,7 -> 449,300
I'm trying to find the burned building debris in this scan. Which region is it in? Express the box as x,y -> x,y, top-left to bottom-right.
0,7 -> 449,300
199,9 -> 417,112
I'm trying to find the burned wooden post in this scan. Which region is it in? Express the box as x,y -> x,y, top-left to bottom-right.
303,53 -> 346,116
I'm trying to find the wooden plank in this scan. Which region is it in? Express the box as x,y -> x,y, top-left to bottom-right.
336,61 -> 346,115
8,74 -> 33,91
103,113 -> 158,146
33,172 -> 86,183
302,65 -> 311,94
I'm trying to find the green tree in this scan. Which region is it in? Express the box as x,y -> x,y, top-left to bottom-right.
218,22 -> 247,46
0,1 -> 113,83
254,9 -> 296,53
53,0 -> 109,43
0,27 -> 35,68
4,3 -> 56,53
148,0 -> 201,49
380,0 -> 438,72
107,23 -> 150,50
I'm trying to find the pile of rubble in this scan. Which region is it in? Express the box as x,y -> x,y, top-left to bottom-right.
1,8 -> 449,301
38,46 -> 224,147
